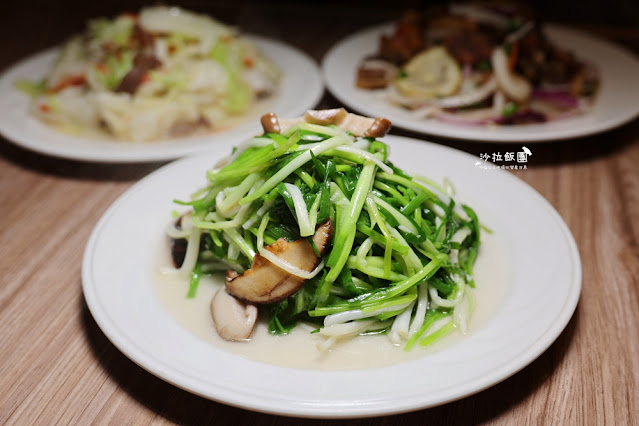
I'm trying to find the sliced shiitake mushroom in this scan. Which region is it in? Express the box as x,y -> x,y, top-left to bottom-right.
260,109 -> 392,138
225,219 -> 333,304
210,287 -> 258,341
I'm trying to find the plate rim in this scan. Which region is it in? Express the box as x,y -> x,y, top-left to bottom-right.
82,135 -> 582,418
322,22 -> 639,143
0,35 -> 324,163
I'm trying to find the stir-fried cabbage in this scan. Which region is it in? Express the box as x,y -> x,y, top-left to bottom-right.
22,6 -> 281,141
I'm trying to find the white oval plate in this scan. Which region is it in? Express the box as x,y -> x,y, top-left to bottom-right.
323,23 -> 639,142
0,36 -> 323,162
82,135 -> 581,418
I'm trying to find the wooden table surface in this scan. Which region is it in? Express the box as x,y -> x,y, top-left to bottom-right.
1,2 -> 638,424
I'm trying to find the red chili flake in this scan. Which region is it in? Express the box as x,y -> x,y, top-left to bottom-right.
168,44 -> 177,54
243,57 -> 254,68
46,75 -> 87,93
141,73 -> 151,84
39,103 -> 51,113
96,63 -> 109,74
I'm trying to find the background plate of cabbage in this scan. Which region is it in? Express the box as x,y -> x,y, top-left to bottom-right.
0,7 -> 323,162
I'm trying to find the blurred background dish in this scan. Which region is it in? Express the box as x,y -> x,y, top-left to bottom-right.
0,35 -> 322,162
323,22 -> 639,142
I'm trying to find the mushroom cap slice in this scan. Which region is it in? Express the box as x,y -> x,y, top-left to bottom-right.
226,219 -> 333,304
260,109 -> 391,138
210,287 -> 258,341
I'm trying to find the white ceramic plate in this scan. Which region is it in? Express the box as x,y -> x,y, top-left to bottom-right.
82,135 -> 581,417
0,36 -> 323,162
323,23 -> 639,142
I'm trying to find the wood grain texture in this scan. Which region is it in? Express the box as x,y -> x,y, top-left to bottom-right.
1,2 -> 638,424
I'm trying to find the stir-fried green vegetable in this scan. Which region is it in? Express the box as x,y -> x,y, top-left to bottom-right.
171,122 -> 481,350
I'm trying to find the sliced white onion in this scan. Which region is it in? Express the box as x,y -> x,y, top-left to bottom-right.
436,76 -> 497,109
316,320 -> 392,352
320,319 -> 382,337
216,174 -> 260,218
389,300 -> 415,344
255,212 -> 270,251
492,90 -> 506,114
226,234 -> 240,261
430,287 -> 457,308
387,76 -> 497,110
324,309 -> 365,327
215,191 -> 231,216
294,142 -> 321,151
430,274 -> 466,308
258,247 -> 325,280
160,225 -> 201,276
352,139 -> 372,150
442,177 -> 456,197
374,196 -> 419,235
165,212 -> 192,239
198,203 -> 251,230
324,299 -> 414,327
165,223 -> 190,239
408,283 -> 430,337
354,237 -> 375,270
453,294 -> 470,334
284,183 -> 313,237
448,227 -> 472,264
242,199 -> 273,230
389,228 -> 422,273
492,47 -> 531,103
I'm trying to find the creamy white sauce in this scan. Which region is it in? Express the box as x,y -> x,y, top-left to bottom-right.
154,231 -> 509,370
